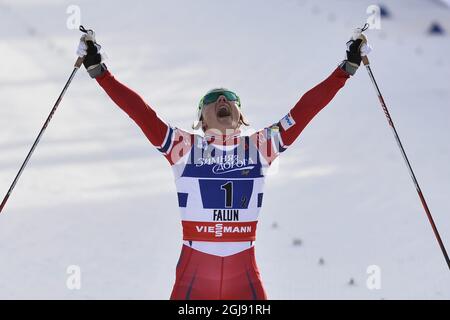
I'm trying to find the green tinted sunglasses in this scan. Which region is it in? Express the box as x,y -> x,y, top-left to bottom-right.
198,90 -> 241,110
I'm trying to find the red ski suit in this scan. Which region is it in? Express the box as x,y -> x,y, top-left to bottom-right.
96,67 -> 349,299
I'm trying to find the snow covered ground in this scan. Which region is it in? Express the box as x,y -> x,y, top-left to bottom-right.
0,0 -> 449,299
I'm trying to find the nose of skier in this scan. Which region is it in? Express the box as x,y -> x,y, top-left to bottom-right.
216,95 -> 228,104
213,95 -> 232,112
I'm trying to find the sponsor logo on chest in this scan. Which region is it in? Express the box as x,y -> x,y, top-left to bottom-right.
195,154 -> 255,174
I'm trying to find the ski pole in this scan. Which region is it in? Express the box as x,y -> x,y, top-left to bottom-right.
360,35 -> 450,271
0,28 -> 87,214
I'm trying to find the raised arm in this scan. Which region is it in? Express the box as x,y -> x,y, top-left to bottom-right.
251,27 -> 371,163
278,67 -> 349,147
279,27 -> 372,147
76,28 -> 190,157
95,71 -> 169,149
250,67 -> 349,165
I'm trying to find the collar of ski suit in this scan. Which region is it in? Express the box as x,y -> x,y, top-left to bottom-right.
203,130 -> 242,146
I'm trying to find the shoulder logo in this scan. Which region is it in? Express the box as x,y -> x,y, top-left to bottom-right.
280,113 -> 296,131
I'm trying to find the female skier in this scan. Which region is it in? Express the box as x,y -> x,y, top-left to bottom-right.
77,27 -> 371,300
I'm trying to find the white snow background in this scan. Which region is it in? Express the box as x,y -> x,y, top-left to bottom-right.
0,0 -> 449,299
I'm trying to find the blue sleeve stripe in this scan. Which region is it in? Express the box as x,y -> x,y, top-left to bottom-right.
158,126 -> 174,154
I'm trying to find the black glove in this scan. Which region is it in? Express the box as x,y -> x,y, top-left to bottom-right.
76,27 -> 107,78
83,40 -> 102,69
339,28 -> 371,76
345,38 -> 364,66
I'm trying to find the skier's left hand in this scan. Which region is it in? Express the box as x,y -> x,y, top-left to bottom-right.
76,27 -> 107,78
339,27 -> 372,76
346,28 -> 372,64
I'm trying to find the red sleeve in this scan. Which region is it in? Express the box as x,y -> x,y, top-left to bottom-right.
96,70 -> 169,149
250,67 -> 349,165
278,67 -> 349,146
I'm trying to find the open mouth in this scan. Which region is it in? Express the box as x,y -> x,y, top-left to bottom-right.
216,105 -> 231,118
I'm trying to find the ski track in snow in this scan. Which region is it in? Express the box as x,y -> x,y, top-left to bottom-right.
0,0 -> 449,299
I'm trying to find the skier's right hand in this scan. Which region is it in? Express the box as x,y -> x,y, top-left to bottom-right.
76,27 -> 107,78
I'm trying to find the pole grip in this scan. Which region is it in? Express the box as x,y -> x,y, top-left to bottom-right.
359,33 -> 370,66
362,55 -> 370,66
74,56 -> 84,68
